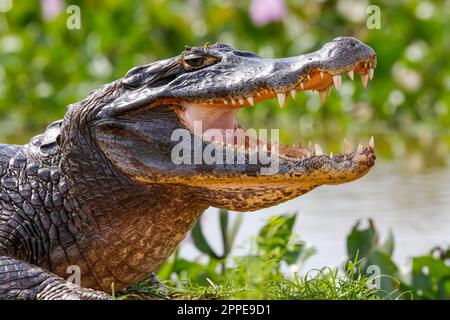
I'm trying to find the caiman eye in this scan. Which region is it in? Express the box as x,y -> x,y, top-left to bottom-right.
182,53 -> 218,70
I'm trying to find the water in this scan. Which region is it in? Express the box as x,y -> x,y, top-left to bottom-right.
180,159 -> 450,270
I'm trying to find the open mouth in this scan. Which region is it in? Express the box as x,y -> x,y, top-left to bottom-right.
175,54 -> 377,166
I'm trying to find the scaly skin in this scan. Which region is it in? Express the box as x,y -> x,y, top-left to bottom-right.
0,37 -> 377,299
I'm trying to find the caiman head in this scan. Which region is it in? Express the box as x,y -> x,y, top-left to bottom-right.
61,37 -> 377,211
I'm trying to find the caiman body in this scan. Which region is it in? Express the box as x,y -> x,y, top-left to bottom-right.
0,37 -> 376,299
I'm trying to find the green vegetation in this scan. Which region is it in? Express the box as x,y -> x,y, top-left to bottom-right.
119,212 -> 450,300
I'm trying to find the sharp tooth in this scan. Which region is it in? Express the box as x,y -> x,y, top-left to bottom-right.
319,90 -> 327,104
329,151 -> 333,158
333,75 -> 342,91
343,138 -> 350,154
308,141 -> 312,151
277,93 -> 286,108
247,96 -> 254,106
307,74 -> 311,81
361,74 -> 369,88
369,68 -> 374,80
320,71 -> 324,79
356,143 -> 364,154
224,100 -> 228,105
239,98 -> 244,105
257,92 -> 261,96
369,136 -> 375,150
231,99 -> 236,105
314,144 -> 324,156
300,82 -> 304,90
347,70 -> 354,80
290,89 -> 296,100
326,86 -> 332,96
262,144 -> 267,152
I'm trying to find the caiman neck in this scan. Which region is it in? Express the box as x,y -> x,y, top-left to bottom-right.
57,131 -> 207,291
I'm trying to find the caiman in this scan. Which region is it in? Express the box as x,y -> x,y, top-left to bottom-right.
0,37 -> 377,299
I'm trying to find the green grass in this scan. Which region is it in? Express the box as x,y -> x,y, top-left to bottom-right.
118,258 -> 390,300
115,214 -> 426,300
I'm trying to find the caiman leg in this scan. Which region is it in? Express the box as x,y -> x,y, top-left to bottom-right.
0,256 -> 111,300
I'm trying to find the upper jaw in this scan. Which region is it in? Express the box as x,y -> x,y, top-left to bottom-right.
163,37 -> 376,108
176,54 -> 376,110
101,37 -> 376,118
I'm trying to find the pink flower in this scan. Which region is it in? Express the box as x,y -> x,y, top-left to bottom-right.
41,0 -> 64,21
250,0 -> 286,26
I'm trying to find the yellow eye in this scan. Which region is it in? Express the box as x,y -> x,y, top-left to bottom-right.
184,54 -> 206,68
182,53 -> 219,70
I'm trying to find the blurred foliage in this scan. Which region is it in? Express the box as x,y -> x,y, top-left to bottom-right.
158,212 -> 315,284
0,0 -> 449,167
347,218 -> 450,299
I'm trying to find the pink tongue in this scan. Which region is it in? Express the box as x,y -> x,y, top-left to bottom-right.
182,102 -> 239,131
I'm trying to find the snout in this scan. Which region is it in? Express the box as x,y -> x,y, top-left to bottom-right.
320,37 -> 377,71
